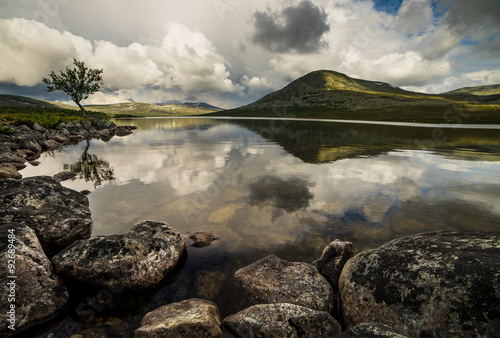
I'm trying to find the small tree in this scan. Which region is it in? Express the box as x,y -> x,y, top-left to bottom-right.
43,58 -> 103,117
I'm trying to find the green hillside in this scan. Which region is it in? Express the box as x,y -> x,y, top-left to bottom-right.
211,70 -> 500,124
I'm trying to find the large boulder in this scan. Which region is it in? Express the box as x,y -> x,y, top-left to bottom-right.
335,322 -> 409,338
312,239 -> 354,290
223,303 -> 341,338
0,176 -> 93,254
234,255 -> 333,312
0,224 -> 69,335
135,298 -> 223,337
52,221 -> 186,288
339,231 -> 500,337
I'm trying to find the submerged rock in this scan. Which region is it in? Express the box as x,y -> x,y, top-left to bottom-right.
335,322 -> 409,337
312,239 -> 354,290
339,231 -> 500,337
52,220 -> 186,288
135,298 -> 223,337
0,176 -> 92,254
54,170 -> 77,182
234,255 -> 333,312
0,224 -> 69,335
223,303 -> 341,338
188,231 -> 219,248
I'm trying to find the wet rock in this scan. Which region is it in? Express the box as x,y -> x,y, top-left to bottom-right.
16,149 -> 36,160
0,176 -> 92,254
195,270 -> 228,299
92,119 -> 117,130
52,220 -> 186,288
0,152 -> 26,165
71,327 -> 108,338
29,160 -> 41,166
335,322 -> 409,337
183,225 -> 242,252
0,166 -> 22,179
135,298 -> 223,337
32,122 -> 47,133
207,204 -> 242,224
223,303 -> 341,338
42,139 -> 61,150
189,231 -> 219,248
312,239 -> 354,290
0,224 -> 69,335
54,170 -> 77,182
234,255 -> 333,312
339,231 -> 500,337
114,126 -> 133,137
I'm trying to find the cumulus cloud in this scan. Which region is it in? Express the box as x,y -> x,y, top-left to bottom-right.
0,18 -> 241,103
251,0 -> 330,54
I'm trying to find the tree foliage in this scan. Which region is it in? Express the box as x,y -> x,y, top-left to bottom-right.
43,59 -> 103,117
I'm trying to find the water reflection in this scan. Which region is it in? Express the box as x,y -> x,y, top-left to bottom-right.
63,139 -> 115,188
21,117 -> 500,337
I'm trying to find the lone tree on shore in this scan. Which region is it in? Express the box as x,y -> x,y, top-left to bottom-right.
43,58 -> 103,117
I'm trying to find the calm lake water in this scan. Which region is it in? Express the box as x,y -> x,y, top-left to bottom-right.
21,117 -> 500,337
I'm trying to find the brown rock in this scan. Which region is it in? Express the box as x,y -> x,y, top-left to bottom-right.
189,231 -> 219,248
135,299 -> 223,337
0,166 -> 22,179
312,239 -> 354,290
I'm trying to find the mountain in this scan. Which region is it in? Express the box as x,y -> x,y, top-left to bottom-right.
212,70 -> 500,124
0,94 -> 220,117
445,84 -> 500,96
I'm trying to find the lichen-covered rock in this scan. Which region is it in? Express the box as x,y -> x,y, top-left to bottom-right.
0,224 -> 68,335
223,303 -> 341,338
135,298 -> 223,337
234,255 -> 333,312
189,231 -> 219,248
339,231 -> 500,337
52,220 -> 186,288
335,322 -> 409,337
0,176 -> 92,254
312,239 -> 354,290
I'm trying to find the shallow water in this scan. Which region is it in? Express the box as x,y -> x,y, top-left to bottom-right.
21,117 -> 500,336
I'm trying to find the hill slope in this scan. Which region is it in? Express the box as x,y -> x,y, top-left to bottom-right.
213,70 -> 500,124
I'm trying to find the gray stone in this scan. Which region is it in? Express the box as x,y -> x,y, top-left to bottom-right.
114,126 -> 133,137
312,239 -> 354,290
0,224 -> 69,335
135,298 -> 223,337
42,139 -> 62,150
53,220 -> 186,288
234,255 -> 333,312
335,322 -> 409,337
339,231 -> 500,337
0,166 -> 22,179
54,170 -> 77,182
223,303 -> 341,338
0,176 -> 92,254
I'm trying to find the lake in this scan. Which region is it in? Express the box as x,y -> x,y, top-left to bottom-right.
21,117 -> 500,336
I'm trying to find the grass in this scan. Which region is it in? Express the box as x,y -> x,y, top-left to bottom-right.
0,106 -> 109,130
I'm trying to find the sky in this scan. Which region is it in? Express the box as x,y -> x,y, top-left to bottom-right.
1,0 -> 500,108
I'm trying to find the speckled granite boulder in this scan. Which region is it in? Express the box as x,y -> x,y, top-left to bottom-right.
312,239 -> 354,290
339,231 -> 500,337
234,255 -> 333,312
135,299 -> 222,337
0,224 -> 68,335
53,221 -> 186,289
335,322 -> 409,337
0,176 -> 92,254
223,303 -> 341,338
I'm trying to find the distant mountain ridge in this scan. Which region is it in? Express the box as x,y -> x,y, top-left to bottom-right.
213,70 -> 500,124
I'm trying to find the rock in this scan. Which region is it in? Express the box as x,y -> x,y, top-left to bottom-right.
52,220 -> 186,288
71,327 -> 108,337
92,119 -> 116,130
16,149 -> 36,160
207,204 -> 241,224
189,231 -> 219,248
335,322 -> 409,337
135,298 -> 223,337
223,303 -> 341,338
234,255 -> 333,312
339,231 -> 500,337
0,152 -> 26,164
114,126 -> 133,137
195,270 -> 228,299
0,224 -> 69,335
42,139 -> 62,150
183,225 -> 242,252
32,122 -> 47,133
29,160 -> 41,166
0,176 -> 92,254
312,239 -> 354,290
54,170 -> 77,182
0,166 -> 22,179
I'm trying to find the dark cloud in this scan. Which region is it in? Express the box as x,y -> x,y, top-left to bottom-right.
251,0 -> 330,54
439,0 -> 500,38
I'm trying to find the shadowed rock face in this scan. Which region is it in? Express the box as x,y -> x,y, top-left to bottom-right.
335,322 -> 409,338
52,220 -> 186,289
0,224 -> 68,335
234,255 -> 333,312
0,176 -> 93,254
135,298 -> 223,337
339,231 -> 500,337
223,303 -> 341,338
312,239 -> 354,291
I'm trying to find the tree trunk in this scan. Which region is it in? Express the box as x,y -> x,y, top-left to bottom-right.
75,101 -> 87,118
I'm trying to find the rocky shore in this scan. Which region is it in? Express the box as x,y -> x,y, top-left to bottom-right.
1,121 -> 499,337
